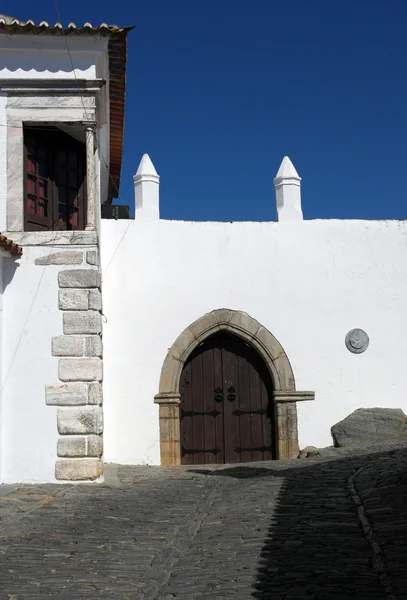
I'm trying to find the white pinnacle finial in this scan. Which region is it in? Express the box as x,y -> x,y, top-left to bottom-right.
134,154 -> 160,219
275,156 -> 300,180
135,153 -> 158,178
273,156 -> 303,222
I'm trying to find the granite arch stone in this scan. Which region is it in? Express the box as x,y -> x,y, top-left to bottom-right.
155,309 -> 314,465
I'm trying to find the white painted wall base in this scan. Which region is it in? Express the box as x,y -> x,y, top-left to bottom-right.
1,247 -> 60,482
0,245 -> 100,484
101,218 -> 407,465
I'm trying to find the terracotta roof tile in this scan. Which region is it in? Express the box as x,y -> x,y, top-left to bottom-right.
0,17 -> 130,33
0,234 -> 22,257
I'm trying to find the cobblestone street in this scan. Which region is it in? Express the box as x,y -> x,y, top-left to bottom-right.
1,445 -> 407,599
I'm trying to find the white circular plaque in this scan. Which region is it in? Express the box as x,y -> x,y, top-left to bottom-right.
345,329 -> 369,354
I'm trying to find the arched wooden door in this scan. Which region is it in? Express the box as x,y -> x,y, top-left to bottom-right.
180,332 -> 275,465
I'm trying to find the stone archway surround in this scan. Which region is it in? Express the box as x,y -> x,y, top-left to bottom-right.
154,309 -> 314,465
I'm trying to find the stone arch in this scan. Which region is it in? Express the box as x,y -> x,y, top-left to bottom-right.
154,309 -> 314,465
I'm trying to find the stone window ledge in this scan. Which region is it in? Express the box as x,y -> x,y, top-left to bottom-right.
3,231 -> 97,247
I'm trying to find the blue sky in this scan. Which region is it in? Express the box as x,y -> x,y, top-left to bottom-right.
12,1 -> 407,220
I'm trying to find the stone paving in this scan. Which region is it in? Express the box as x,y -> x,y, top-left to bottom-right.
1,445 -> 407,599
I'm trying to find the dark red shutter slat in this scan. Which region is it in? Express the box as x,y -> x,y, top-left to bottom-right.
24,128 -> 87,232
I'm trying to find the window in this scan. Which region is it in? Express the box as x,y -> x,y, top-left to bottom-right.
24,127 -> 87,231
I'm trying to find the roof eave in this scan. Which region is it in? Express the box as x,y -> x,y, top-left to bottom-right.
106,29 -> 131,203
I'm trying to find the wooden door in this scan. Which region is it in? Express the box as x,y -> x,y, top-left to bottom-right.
180,332 -> 275,465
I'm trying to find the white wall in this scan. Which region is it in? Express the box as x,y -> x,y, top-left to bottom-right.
0,94 -> 7,231
1,247 -> 61,483
0,257 -> 4,477
101,218 -> 407,464
0,35 -> 106,80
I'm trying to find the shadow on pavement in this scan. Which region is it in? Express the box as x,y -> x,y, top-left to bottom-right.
192,447 -> 407,599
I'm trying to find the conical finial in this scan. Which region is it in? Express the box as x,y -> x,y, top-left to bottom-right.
135,153 -> 158,178
134,154 -> 160,219
274,156 -> 301,181
273,156 -> 303,222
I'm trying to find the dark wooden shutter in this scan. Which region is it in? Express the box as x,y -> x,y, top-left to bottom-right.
24,133 -> 53,231
54,134 -> 87,231
24,128 -> 87,232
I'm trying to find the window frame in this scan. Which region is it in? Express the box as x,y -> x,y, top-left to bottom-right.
23,127 -> 87,232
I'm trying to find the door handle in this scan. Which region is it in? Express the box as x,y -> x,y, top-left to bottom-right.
214,387 -> 223,402
227,386 -> 236,401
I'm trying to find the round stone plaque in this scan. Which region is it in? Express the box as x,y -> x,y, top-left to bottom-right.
345,329 -> 369,354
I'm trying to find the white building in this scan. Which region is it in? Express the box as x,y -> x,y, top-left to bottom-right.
0,15 -> 131,483
1,15 -> 407,483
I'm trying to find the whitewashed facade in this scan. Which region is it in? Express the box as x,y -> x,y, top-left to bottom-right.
1,16 -> 407,483
101,156 -> 407,467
